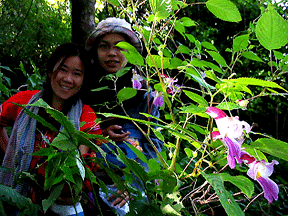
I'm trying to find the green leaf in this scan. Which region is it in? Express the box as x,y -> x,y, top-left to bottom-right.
233,34 -> 249,52
206,50 -> 227,67
76,155 -> 85,180
256,4 -> 288,50
146,55 -> 171,69
50,129 -> 77,151
149,0 -> 172,20
241,51 -> 263,62
244,138 -> 288,162
117,87 -> 137,103
183,90 -> 208,106
206,0 -> 242,22
148,170 -> 178,193
229,77 -> 287,92
202,41 -> 218,51
0,184 -> 40,214
203,173 -> 244,216
216,102 -> 244,110
180,104 -> 207,114
161,192 -> 184,216
220,173 -> 254,198
117,42 -> 144,66
42,183 -> 64,212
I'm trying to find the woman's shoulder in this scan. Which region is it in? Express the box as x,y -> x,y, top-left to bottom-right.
9,90 -> 41,104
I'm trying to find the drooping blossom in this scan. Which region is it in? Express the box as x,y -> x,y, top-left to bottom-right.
161,73 -> 182,95
131,70 -> 144,90
241,152 -> 279,203
151,91 -> 164,107
206,107 -> 251,169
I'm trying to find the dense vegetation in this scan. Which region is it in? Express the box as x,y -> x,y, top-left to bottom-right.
1,0 -> 288,215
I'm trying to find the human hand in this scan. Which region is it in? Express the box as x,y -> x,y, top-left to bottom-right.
102,125 -> 130,142
108,189 -> 129,208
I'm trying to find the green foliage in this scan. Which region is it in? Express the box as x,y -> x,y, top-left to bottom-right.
1,0 -> 288,215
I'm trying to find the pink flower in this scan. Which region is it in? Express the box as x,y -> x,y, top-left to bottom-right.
206,107 -> 251,169
151,91 -> 164,107
246,158 -> 279,203
161,73 -> 181,95
132,70 -> 143,90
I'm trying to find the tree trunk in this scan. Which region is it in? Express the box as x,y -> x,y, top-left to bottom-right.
71,0 -> 96,46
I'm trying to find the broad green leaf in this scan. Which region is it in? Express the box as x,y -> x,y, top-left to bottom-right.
117,87 -> 137,103
206,0 -> 242,22
245,138 -> 288,162
183,90 -> 208,106
146,55 -> 171,69
179,17 -> 197,27
206,50 -> 227,67
220,173 -> 254,198
50,129 -> 77,151
256,4 -> 288,50
148,158 -> 161,172
148,170 -> 178,193
242,51 -> 263,62
203,173 -> 244,216
229,77 -> 287,92
149,0 -> 172,20
233,34 -> 249,52
117,42 -> 144,66
202,41 -> 218,51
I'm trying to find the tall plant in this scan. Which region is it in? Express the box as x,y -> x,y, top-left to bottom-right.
96,0 -> 288,215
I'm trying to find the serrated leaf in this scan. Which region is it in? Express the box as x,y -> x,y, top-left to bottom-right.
256,4 -> 288,50
230,77 -> 287,92
206,0 -> 242,22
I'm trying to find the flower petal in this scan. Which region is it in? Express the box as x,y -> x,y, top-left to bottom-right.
224,136 -> 242,169
257,176 -> 279,203
206,107 -> 227,119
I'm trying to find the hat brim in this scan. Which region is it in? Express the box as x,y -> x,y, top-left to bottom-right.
86,25 -> 143,54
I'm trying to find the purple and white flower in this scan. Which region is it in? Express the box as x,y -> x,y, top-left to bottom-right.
132,70 -> 144,90
206,107 -> 251,169
151,91 -> 164,107
241,152 -> 279,203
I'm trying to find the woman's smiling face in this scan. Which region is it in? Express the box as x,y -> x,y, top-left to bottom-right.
97,33 -> 128,74
50,56 -> 84,109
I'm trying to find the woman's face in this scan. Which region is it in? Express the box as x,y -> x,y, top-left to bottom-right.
50,56 -> 84,109
97,33 -> 128,74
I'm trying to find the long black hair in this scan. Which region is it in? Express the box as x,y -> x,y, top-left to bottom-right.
42,43 -> 93,114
